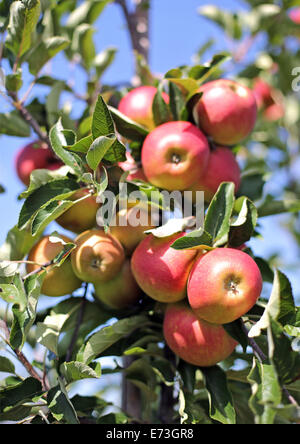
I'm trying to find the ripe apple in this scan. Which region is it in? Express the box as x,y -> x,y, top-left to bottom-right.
163,302 -> 238,367
131,232 -> 198,303
118,151 -> 147,182
188,248 -> 263,325
190,146 -> 241,202
15,141 -> 63,186
289,8 -> 300,24
109,206 -> 155,256
94,260 -> 142,310
253,78 -> 284,122
56,188 -> 100,234
27,235 -> 82,297
193,79 -> 257,146
71,229 -> 125,285
263,103 -> 284,122
118,85 -> 170,131
141,121 -> 210,191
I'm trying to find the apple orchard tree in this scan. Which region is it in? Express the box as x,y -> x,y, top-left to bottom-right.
0,0 -> 299,426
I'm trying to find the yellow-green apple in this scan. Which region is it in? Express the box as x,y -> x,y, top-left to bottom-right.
131,232 -> 198,303
190,146 -> 241,202
141,121 -> 210,191
187,247 -> 263,325
118,86 -> 170,131
163,302 -> 238,367
94,260 -> 142,310
27,235 -> 82,297
71,229 -> 125,284
110,206 -> 155,256
193,79 -> 257,146
15,141 -> 63,186
56,188 -> 100,234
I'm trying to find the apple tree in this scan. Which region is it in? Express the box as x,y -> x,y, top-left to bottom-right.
0,0 -> 299,425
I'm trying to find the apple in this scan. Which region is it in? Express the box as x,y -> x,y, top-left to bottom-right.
193,79 -> 257,146
27,235 -> 82,297
263,103 -> 284,122
71,229 -> 125,284
109,206 -> 155,256
118,86 -> 170,130
118,151 -> 147,182
253,78 -> 284,122
187,247 -> 263,325
289,8 -> 300,25
131,232 -> 198,303
163,302 -> 238,367
56,188 -> 100,234
94,260 -> 142,310
190,146 -> 241,202
141,121 -> 210,191
15,140 -> 63,186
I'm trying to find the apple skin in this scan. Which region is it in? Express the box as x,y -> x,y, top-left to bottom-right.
110,206 -> 155,256
27,235 -> 82,297
141,121 -> 210,191
118,86 -> 169,131
163,302 -> 238,367
118,152 -> 147,182
253,78 -> 284,122
94,260 -> 142,310
71,229 -> 125,285
15,141 -> 63,186
289,8 -> 300,24
190,146 -> 241,202
187,248 -> 263,325
193,79 -> 257,146
56,189 -> 100,234
131,233 -> 198,303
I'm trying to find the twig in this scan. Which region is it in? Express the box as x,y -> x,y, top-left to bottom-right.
23,260 -> 53,280
240,320 -> 267,362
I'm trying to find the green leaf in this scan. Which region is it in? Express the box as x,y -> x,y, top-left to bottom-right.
94,46 -> 117,78
258,195 -> 300,217
65,134 -> 93,153
189,52 -> 231,83
27,36 -> 70,76
86,134 -> 117,170
249,270 -> 295,338
0,111 -> 30,137
0,225 -> 41,261
229,196 -> 258,247
223,320 -> 249,352
5,69 -> 23,92
168,81 -> 186,121
204,182 -> 235,247
202,366 -> 236,424
5,0 -> 40,57
152,84 -> 171,127
66,0 -> 112,28
36,313 -> 70,356
109,106 -> 149,141
60,361 -> 101,384
92,95 -> 115,138
72,23 -> 95,70
0,377 -> 43,414
168,77 -> 199,96
0,356 -> 16,375
171,229 -> 213,250
47,378 -> 79,424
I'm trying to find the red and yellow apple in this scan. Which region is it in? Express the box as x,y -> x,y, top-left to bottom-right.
187,247 -> 263,325
141,121 -> 210,191
15,141 -> 63,186
56,188 -> 100,234
193,79 -> 257,146
163,302 -> 238,367
71,229 -> 125,285
118,85 -> 169,131
94,260 -> 142,310
27,235 -> 82,297
190,146 -> 241,202
131,232 -> 198,303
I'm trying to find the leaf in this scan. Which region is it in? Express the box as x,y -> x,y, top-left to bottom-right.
36,313 -> 70,356
168,81 -> 186,121
204,182 -> 235,247
66,0 -> 112,28
86,134 -> 117,170
27,36 -> 70,76
229,196 -> 258,247
258,195 -> 300,217
65,134 -> 93,153
146,217 -> 196,239
0,377 -> 43,414
5,0 -> 40,57
77,315 -> 152,364
202,366 -> 236,424
0,356 -> 15,375
60,361 -> 101,384
47,378 -> 79,424
249,270 -> 295,338
223,320 -> 249,353
72,23 -> 95,70
0,224 -> 41,261
109,106 -> 149,141
168,77 -> 199,96
0,111 -> 30,137
171,229 -> 213,250
188,52 -> 231,83
94,46 -> 117,78
152,84 -> 171,127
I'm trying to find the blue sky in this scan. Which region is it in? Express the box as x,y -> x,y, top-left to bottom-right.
0,0 -> 299,301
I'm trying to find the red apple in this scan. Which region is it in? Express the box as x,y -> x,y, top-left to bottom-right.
94,260 -> 142,310
163,302 -> 238,367
190,146 -> 241,202
118,86 -> 170,131
193,79 -> 257,146
141,121 -> 210,191
253,78 -> 274,109
118,151 -> 147,182
289,8 -> 300,24
188,248 -> 263,325
131,232 -> 198,303
264,103 -> 284,122
15,141 -> 63,186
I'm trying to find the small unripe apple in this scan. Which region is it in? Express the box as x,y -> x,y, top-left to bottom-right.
190,146 -> 241,202
109,206 -> 155,256
163,302 -> 238,367
118,86 -> 169,130
71,229 -> 125,285
94,260 -> 142,310
141,121 -> 210,191
55,188 -> 100,234
193,79 -> 257,146
188,248 -> 263,325
131,233 -> 198,303
15,141 -> 63,186
27,235 -> 82,297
